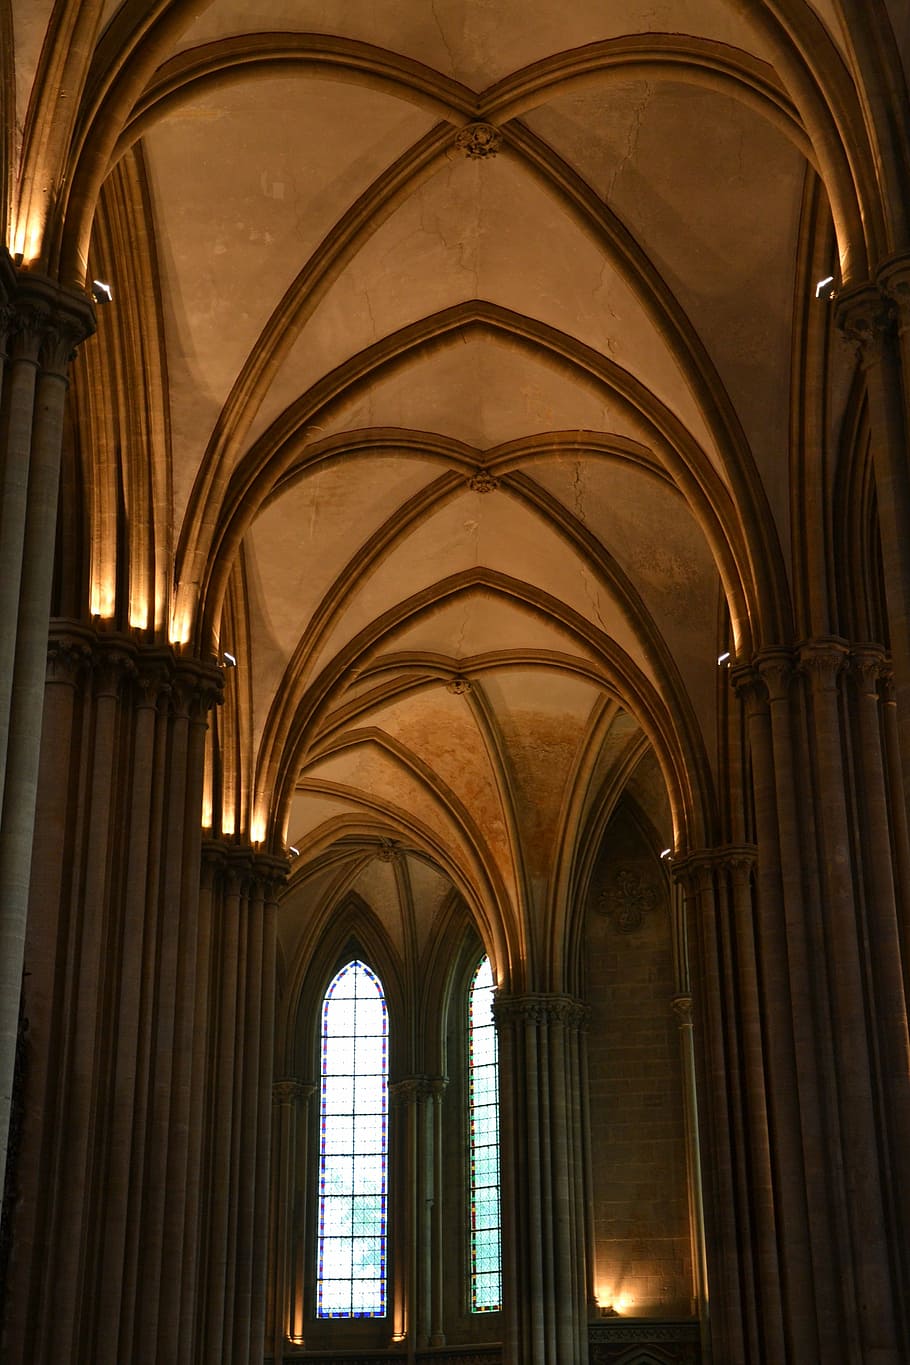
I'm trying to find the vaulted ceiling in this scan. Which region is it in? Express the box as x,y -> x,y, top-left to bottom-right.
9,0 -> 904,991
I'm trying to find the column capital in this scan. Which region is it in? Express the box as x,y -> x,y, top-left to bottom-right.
389,1074 -> 446,1106
730,661 -> 767,710
877,251 -> 910,332
272,1079 -> 315,1106
493,991 -> 589,1030
670,994 -> 694,1029
201,840 -> 289,895
797,636 -> 849,689
755,647 -> 795,701
46,627 -> 95,686
672,844 -> 757,887
4,271 -> 95,371
848,644 -> 889,698
835,280 -> 896,364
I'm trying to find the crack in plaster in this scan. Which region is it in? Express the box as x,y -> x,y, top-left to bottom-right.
606,79 -> 653,207
572,458 -> 587,524
430,0 -> 459,77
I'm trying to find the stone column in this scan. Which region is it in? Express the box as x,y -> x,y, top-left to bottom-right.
0,630 -> 228,1365
200,842 -> 285,1365
269,1079 -> 315,1360
493,993 -> 589,1365
669,994 -> 707,1324
0,270 -> 94,1209
846,649 -> 910,1339
427,1075 -> 448,1348
707,648 -> 910,1364
837,281 -> 910,809
389,1074 -> 443,1350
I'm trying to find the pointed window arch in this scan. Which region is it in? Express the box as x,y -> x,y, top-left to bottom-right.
316,959 -> 389,1318
468,954 -> 502,1311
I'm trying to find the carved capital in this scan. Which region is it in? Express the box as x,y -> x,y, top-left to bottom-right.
170,658 -> 224,721
878,253 -> 910,332
272,1078 -> 315,1106
5,275 -> 94,371
493,992 -> 589,1031
46,632 -> 93,685
835,282 -> 895,365
390,1074 -> 442,1106
755,648 -> 794,702
798,637 -> 849,690
729,662 -> 767,711
92,644 -> 139,697
455,122 -> 501,159
670,994 -> 693,1028
849,644 -> 887,699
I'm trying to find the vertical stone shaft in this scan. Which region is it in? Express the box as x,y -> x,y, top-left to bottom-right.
270,1081 -> 313,1360
0,276 -> 92,1206
680,858 -> 747,1365
754,656 -> 841,1358
849,650 -> 910,1338
800,640 -> 902,1358
234,877 -> 264,1361
838,284 -> 910,810
92,664 -> 163,1361
494,993 -> 588,1365
206,856 -> 243,1363
428,1076 -> 447,1348
252,884 -> 279,1362
2,634 -> 222,1365
726,852 -> 782,1357
389,1075 -> 436,1348
3,633 -> 87,1357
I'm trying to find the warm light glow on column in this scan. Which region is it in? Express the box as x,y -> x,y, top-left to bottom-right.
169,606 -> 191,646
250,812 -> 266,845
11,211 -> 43,266
128,593 -> 150,630
89,574 -> 116,620
201,740 -> 213,831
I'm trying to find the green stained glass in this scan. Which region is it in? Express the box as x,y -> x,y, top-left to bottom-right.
468,955 -> 502,1312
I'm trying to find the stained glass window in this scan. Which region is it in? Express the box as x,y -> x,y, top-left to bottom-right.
468,954 -> 501,1311
316,959 -> 388,1318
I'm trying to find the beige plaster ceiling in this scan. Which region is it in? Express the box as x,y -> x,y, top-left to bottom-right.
14,0 -> 859,989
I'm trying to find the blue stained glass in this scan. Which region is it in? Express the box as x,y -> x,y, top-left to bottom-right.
468,955 -> 502,1312
317,960 -> 388,1318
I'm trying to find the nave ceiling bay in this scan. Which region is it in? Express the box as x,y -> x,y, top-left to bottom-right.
11,0 -> 885,988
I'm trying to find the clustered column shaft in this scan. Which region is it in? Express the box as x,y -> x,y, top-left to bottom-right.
494,992 -> 589,1365
0,266 -> 93,1207
681,641 -> 910,1364
1,626 -> 284,1365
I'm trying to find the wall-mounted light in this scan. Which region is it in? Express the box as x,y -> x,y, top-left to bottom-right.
91,279 -> 113,305
815,275 -> 836,301
221,650 -> 237,668
288,845 -> 300,858
660,848 -> 672,860
717,651 -> 731,665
